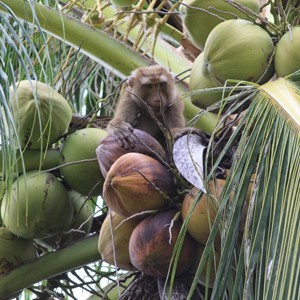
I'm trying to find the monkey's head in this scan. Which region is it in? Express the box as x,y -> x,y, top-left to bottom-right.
127,65 -> 178,115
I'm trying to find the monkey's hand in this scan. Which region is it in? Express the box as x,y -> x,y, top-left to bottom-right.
171,127 -> 209,146
107,120 -> 136,149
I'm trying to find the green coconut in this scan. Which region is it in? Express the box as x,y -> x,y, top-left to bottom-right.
0,148 -> 60,175
1,171 -> 73,239
9,80 -> 72,150
202,19 -> 274,86
60,128 -> 108,197
189,52 -> 227,109
37,190 -> 94,248
274,26 -> 300,77
180,0 -> 260,50
0,226 -> 38,276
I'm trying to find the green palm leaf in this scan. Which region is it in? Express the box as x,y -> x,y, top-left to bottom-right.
203,74 -> 300,299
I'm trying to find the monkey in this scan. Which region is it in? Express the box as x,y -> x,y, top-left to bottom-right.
107,65 -> 186,149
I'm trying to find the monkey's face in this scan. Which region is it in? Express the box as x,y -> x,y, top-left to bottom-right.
139,82 -> 168,115
128,66 -> 176,115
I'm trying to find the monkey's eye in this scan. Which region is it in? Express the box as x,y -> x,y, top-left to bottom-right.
144,83 -> 154,89
159,82 -> 167,89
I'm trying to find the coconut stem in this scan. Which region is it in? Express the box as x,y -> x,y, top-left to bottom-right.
0,235 -> 100,299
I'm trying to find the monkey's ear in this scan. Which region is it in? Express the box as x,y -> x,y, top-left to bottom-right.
128,74 -> 136,87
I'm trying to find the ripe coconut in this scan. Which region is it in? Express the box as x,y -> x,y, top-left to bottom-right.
181,180 -> 226,248
1,171 -> 73,239
274,26 -> 300,77
9,80 -> 72,150
202,19 -> 274,86
182,177 -> 252,249
96,128 -> 167,178
37,190 -> 93,248
98,210 -> 140,271
60,128 -> 108,196
129,209 -> 197,277
189,243 -> 220,288
0,226 -> 38,276
180,0 -> 260,50
189,52 -> 227,110
103,153 -> 176,217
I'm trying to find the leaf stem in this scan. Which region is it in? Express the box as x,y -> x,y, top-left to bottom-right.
0,234 -> 100,299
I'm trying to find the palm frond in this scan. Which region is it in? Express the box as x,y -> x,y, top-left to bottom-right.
205,74 -> 300,299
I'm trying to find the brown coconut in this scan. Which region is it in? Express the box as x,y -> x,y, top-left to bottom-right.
98,210 -> 140,270
129,209 -> 197,277
103,153 -> 176,217
96,128 -> 167,178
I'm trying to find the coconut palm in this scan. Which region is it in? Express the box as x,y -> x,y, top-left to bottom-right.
0,0 -> 299,299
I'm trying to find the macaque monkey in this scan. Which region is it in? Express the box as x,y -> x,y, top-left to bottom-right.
107,65 -> 186,149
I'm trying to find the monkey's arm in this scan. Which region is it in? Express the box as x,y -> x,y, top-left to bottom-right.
107,95 -> 139,149
164,100 -> 185,130
166,101 -> 208,145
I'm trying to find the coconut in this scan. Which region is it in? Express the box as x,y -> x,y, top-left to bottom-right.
182,177 -> 253,249
0,148 -> 60,175
180,0 -> 260,50
60,128 -> 108,197
274,26 -> 300,77
9,80 -> 72,150
103,153 -> 176,217
98,210 -> 139,271
37,190 -> 93,248
0,226 -> 38,276
181,180 -> 225,248
1,171 -> 73,239
202,19 -> 274,86
96,128 -> 167,178
189,52 -> 227,110
189,243 -> 220,288
129,209 -> 197,277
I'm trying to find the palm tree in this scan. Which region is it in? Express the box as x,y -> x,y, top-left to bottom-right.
0,0 -> 299,299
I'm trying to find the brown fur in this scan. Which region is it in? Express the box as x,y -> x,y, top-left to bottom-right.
107,65 -> 185,149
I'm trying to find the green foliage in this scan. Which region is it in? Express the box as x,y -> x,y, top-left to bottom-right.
0,0 -> 299,299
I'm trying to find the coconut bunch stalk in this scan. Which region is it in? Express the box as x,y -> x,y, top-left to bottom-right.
110,0 -> 138,7
187,73 -> 300,298
276,0 -> 300,24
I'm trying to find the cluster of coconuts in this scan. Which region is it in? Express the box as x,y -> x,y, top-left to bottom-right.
180,0 -> 300,110
96,129 -> 234,284
0,80 -> 108,276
